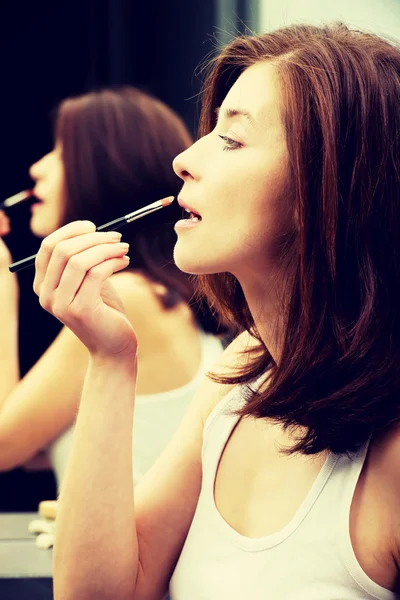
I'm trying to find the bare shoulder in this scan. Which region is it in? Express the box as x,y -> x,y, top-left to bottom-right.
369,423 -> 400,562
110,270 -> 159,310
109,270 -> 167,332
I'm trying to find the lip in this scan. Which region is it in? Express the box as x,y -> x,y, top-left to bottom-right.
174,217 -> 201,231
30,192 -> 44,210
177,196 -> 201,217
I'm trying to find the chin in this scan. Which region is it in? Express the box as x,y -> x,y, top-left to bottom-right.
29,217 -> 56,239
173,246 -> 225,276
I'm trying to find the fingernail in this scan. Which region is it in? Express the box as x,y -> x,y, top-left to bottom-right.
109,232 -> 122,241
122,255 -> 130,262
81,220 -> 96,230
118,242 -> 130,249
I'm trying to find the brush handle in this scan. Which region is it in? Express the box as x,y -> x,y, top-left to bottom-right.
9,254 -> 37,273
8,198 -> 170,273
96,204 -> 162,231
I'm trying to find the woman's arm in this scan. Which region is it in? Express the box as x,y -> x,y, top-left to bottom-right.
55,353 -> 139,599
33,221 -> 252,600
0,325 -> 89,470
0,212 -> 88,471
54,333 -> 242,600
0,211 -> 19,402
0,269 -> 19,401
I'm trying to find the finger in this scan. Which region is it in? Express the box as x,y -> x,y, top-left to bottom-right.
35,231 -> 123,296
0,211 -> 10,236
66,256 -> 131,319
33,230 -> 121,296
40,242 -> 129,312
34,220 -> 96,293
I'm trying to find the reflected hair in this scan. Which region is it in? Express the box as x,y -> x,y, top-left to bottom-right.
55,87 -> 193,309
197,23 -> 400,454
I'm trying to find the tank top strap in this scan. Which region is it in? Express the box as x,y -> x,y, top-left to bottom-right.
201,381 -> 249,489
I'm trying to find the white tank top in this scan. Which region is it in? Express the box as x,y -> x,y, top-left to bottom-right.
49,331 -> 223,488
169,381 -> 398,600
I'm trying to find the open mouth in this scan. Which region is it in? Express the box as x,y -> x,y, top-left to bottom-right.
30,197 -> 45,210
31,193 -> 45,206
183,208 -> 202,222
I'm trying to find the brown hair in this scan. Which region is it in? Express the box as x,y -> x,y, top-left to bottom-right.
197,23 -> 400,454
55,87 -> 193,308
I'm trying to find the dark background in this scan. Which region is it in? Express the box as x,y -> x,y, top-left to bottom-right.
1,0 -> 220,376
0,0 -> 258,510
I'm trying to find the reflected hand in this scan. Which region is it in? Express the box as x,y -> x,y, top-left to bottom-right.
33,221 -> 137,359
0,210 -> 12,267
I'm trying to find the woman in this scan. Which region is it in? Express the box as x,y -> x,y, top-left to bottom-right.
34,24 -> 400,599
0,87 -> 224,490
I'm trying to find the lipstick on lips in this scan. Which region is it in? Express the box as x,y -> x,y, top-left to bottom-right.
0,190 -> 34,211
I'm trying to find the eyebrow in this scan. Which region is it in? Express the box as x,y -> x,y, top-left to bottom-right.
215,107 -> 255,127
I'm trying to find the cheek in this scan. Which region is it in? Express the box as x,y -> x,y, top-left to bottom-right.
53,175 -> 67,212
240,175 -> 293,250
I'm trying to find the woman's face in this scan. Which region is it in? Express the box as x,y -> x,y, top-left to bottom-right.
29,143 -> 66,238
172,61 -> 292,280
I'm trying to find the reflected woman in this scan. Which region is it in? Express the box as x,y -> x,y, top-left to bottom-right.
0,87 -> 224,490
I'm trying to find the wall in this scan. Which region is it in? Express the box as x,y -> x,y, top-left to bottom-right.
259,0 -> 400,39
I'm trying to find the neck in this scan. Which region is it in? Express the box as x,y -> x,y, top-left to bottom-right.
237,268 -> 286,365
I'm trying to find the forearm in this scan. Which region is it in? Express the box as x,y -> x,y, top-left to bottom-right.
54,353 -> 139,600
0,272 -> 19,405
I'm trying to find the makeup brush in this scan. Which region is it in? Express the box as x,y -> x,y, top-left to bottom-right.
8,195 -> 174,273
0,190 -> 33,210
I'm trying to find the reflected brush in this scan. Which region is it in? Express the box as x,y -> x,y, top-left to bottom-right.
0,190 -> 33,210
8,195 -> 174,273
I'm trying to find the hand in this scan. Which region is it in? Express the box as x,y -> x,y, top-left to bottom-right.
0,210 -> 12,267
23,451 -> 52,471
33,221 -> 137,360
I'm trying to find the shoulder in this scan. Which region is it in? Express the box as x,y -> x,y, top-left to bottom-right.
369,423 -> 400,556
110,270 -> 158,308
109,270 -> 166,330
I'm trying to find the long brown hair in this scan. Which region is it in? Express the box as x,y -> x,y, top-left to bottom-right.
197,23 -> 400,454
55,87 -> 193,308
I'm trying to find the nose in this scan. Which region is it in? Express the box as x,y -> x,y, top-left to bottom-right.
29,153 -> 49,182
172,144 -> 196,182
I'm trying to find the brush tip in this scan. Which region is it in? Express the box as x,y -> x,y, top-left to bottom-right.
161,195 -> 174,207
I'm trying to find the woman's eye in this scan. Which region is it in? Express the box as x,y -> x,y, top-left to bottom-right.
218,134 -> 242,152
